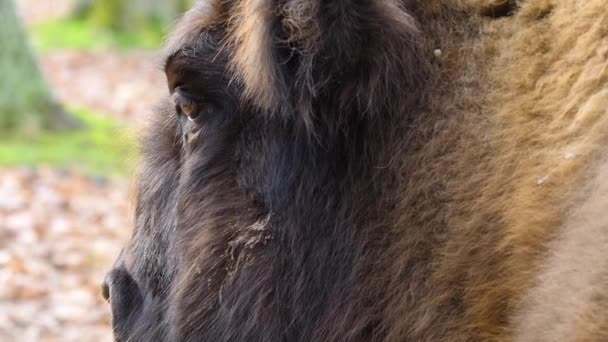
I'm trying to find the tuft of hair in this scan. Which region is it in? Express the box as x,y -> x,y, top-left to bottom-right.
223,0 -> 429,133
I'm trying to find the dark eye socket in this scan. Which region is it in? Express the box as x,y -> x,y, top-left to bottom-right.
172,88 -> 212,122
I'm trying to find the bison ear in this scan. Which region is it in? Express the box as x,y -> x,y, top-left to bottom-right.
225,0 -> 428,123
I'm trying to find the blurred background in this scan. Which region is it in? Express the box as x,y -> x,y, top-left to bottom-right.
0,0 -> 193,340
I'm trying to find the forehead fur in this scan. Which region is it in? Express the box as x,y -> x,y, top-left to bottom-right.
164,0 -> 283,111
165,1 -> 222,58
165,0 -> 424,116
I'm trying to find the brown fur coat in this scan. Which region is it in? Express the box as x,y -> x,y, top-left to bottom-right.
104,0 -> 608,340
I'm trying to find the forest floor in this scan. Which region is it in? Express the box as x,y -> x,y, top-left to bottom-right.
1,1 -> 166,340
0,168 -> 130,341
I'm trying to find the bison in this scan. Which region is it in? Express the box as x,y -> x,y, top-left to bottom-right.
103,0 -> 608,340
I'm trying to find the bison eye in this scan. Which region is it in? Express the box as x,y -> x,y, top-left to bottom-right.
172,88 -> 214,123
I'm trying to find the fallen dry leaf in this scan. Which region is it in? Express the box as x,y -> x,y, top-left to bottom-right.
0,167 -> 131,341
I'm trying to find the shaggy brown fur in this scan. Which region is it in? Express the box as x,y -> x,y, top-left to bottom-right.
104,0 -> 608,340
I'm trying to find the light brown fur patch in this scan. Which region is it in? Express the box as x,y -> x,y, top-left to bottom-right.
379,0 -> 608,340
224,0 -> 278,110
513,156 -> 608,341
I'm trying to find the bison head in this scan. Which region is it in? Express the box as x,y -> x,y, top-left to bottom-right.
103,0 -> 428,341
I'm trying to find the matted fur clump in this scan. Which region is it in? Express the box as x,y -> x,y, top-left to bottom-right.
103,0 -> 608,340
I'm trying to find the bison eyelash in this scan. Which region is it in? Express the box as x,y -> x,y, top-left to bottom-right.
172,89 -> 204,122
172,88 -> 221,128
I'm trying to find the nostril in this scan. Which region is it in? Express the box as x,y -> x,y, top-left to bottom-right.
104,268 -> 144,337
102,268 -> 142,308
102,274 -> 111,302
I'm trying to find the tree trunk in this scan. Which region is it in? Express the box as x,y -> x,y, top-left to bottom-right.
0,0 -> 80,134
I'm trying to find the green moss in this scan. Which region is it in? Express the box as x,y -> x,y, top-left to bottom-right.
30,17 -> 165,52
0,108 -> 137,176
